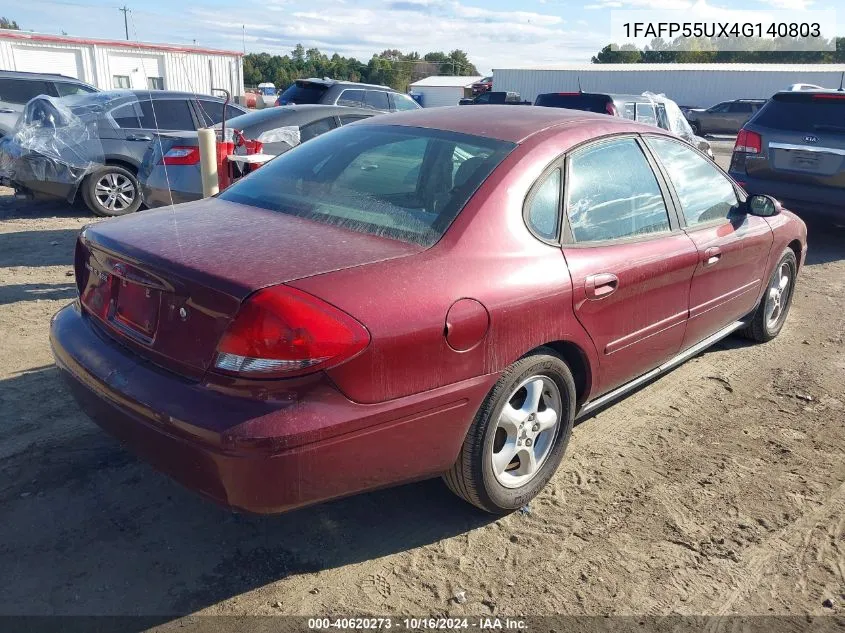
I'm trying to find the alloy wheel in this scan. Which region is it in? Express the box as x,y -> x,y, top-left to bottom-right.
490,375 -> 561,489
765,261 -> 792,330
94,172 -> 136,213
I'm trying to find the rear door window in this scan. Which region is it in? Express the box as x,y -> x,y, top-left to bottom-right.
363,90 -> 390,111
635,103 -> 657,126
0,78 -> 55,104
729,102 -> 753,113
566,138 -> 670,243
112,99 -> 195,130
55,82 -> 97,97
391,93 -> 420,111
646,136 -> 739,226
337,89 -> 365,107
195,100 -> 244,126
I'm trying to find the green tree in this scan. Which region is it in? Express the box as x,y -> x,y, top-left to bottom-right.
0,17 -> 20,29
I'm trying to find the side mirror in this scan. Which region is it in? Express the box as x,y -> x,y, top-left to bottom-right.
747,194 -> 781,217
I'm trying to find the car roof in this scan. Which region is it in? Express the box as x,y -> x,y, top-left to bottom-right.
227,104 -> 376,129
0,69 -> 87,82
296,77 -> 393,91
361,104 -> 639,143
57,89 -> 233,107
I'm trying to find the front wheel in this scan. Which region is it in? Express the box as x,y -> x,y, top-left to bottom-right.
741,248 -> 797,343
81,165 -> 142,217
443,349 -> 576,513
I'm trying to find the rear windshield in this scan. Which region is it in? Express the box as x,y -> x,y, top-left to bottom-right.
753,94 -> 845,134
219,125 -> 515,246
534,93 -> 610,113
277,81 -> 329,105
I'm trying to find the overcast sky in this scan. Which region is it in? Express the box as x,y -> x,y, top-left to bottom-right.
7,0 -> 841,73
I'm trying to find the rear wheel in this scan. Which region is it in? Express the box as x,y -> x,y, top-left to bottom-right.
81,165 -> 142,217
741,248 -> 797,343
443,349 -> 576,513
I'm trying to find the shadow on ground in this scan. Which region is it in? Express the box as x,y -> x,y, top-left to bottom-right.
0,282 -> 76,306
0,366 -> 495,620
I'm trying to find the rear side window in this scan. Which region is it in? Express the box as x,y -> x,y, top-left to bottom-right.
753,94 -> 845,133
646,137 -> 739,226
218,125 -> 515,246
195,100 -> 243,126
526,169 -> 561,241
299,117 -> 335,142
112,99 -> 195,130
535,93 -> 610,113
364,90 -> 390,111
566,138 -> 670,243
0,78 -> 54,104
391,93 -> 419,111
55,82 -> 96,97
729,102 -> 753,113
278,81 -> 329,105
337,89 -> 365,107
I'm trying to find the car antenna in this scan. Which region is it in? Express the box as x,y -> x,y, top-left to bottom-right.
578,77 -> 583,93
838,71 -> 844,92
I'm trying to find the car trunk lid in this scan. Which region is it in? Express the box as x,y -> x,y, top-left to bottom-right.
76,198 -> 422,379
739,92 -> 845,190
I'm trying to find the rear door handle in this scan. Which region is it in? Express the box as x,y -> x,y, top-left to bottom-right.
585,273 -> 619,300
126,133 -> 153,141
703,247 -> 722,267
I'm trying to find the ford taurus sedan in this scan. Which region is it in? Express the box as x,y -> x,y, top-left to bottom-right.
50,106 -> 807,514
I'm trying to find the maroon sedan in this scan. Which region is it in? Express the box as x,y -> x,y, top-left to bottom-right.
50,106 -> 807,514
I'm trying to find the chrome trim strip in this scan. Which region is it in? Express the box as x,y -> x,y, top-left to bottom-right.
769,142 -> 845,156
577,320 -> 746,418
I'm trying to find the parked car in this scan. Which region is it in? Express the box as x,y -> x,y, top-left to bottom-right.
256,82 -> 277,107
471,76 -> 493,95
684,99 -> 765,135
0,70 -> 98,137
534,91 -> 714,159
729,90 -> 845,209
275,78 -> 420,112
459,91 -> 529,105
140,104 -> 378,208
51,106 -> 806,515
0,90 -> 246,216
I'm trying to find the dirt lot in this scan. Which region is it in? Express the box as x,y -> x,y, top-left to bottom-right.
1,148 -> 844,621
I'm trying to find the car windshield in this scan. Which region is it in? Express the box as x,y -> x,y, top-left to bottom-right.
278,81 -> 329,104
535,93 -> 610,113
754,94 -> 845,133
219,124 -> 515,246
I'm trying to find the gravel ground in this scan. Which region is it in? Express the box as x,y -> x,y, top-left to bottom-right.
0,149 -> 843,622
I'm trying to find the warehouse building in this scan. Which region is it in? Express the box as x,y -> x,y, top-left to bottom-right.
493,63 -> 845,108
0,29 -> 243,98
409,75 -> 483,108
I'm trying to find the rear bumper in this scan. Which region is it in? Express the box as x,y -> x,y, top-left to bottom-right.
731,170 -> 845,211
141,184 -> 201,208
50,302 -> 495,513
140,168 -> 203,209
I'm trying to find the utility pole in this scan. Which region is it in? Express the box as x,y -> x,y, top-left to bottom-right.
119,6 -> 130,41
242,25 -> 246,55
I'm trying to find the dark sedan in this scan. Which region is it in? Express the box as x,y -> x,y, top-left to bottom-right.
51,106 -> 806,515
140,104 -> 377,208
0,90 -> 245,216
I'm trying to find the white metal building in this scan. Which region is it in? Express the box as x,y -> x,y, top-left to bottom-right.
409,75 -> 483,108
493,64 -> 845,108
0,29 -> 244,97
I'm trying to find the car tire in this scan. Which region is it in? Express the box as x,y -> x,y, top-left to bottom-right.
741,248 -> 797,343
81,165 -> 142,217
443,348 -> 576,514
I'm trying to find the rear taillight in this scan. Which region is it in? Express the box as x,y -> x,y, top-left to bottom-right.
813,94 -> 845,100
213,286 -> 369,378
160,146 -> 200,165
734,129 -> 762,154
605,102 -> 618,116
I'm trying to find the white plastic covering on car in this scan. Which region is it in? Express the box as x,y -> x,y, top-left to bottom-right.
0,94 -> 105,200
255,125 -> 301,148
641,91 -> 712,156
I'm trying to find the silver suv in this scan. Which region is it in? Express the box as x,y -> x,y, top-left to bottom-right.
685,99 -> 765,135
0,71 -> 98,137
